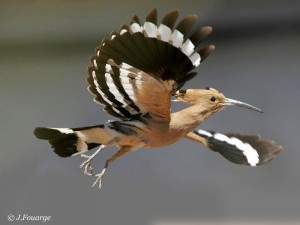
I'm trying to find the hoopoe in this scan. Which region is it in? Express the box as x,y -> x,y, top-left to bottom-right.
34,9 -> 282,189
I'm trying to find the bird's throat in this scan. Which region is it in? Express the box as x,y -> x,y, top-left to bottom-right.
170,105 -> 214,135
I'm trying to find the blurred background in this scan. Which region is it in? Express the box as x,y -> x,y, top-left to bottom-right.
1,0 -> 300,224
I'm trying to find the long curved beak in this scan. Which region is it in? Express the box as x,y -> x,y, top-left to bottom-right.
223,98 -> 263,113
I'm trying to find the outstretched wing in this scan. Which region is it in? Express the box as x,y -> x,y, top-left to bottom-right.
186,129 -> 283,166
87,9 -> 214,121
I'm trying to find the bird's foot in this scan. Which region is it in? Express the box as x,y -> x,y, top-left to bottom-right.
91,168 -> 106,189
80,155 -> 94,176
79,146 -> 103,176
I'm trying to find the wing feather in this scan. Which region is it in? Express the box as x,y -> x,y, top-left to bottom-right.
87,9 -> 213,120
187,129 -> 282,166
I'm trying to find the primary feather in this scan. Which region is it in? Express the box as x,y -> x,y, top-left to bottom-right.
87,8 -> 214,120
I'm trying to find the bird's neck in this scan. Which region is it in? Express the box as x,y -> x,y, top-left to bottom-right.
170,105 -> 215,135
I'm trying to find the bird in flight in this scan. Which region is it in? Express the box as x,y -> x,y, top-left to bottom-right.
34,9 -> 282,189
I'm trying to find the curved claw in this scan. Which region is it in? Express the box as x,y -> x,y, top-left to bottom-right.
79,145 -> 104,176
80,160 -> 94,176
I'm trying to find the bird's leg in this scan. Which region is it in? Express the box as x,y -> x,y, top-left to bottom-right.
92,142 -> 145,189
91,146 -> 132,188
79,137 -> 120,176
80,146 -> 103,176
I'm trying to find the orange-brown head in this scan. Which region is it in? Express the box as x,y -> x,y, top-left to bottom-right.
174,87 -> 262,115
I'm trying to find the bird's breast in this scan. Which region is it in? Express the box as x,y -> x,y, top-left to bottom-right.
111,120 -> 189,149
135,123 -> 185,148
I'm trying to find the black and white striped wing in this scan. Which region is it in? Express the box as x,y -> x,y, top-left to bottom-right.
87,9 -> 214,119
192,129 -> 283,166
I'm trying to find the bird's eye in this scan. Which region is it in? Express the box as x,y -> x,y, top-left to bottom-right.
210,96 -> 216,102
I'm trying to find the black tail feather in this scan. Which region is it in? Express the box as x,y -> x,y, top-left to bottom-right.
34,127 -> 101,158
34,127 -> 63,140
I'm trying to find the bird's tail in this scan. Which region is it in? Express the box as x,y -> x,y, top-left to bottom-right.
34,125 -> 115,157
